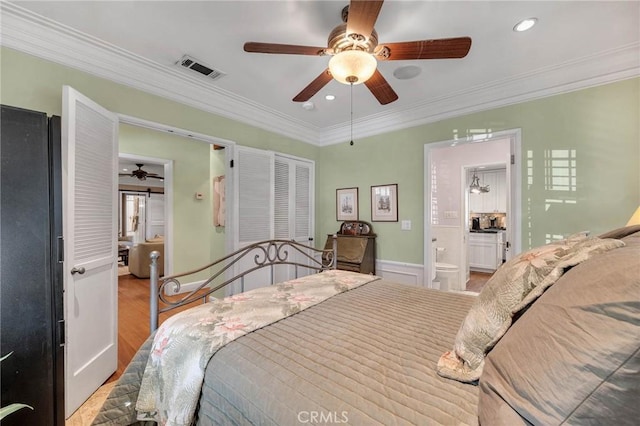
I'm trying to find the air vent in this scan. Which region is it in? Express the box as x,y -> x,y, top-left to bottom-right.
177,55 -> 226,81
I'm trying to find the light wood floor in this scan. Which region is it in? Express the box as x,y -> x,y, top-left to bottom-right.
109,273 -> 211,383
466,271 -> 493,293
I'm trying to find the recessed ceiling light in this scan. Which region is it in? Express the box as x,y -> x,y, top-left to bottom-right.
325,94 -> 335,101
513,17 -> 538,32
122,168 -> 128,171
302,101 -> 315,111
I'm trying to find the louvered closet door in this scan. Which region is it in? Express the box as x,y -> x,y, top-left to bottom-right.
273,156 -> 314,282
232,146 -> 274,293
233,148 -> 315,294
62,86 -> 118,417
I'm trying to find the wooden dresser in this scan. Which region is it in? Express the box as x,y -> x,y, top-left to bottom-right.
324,221 -> 376,274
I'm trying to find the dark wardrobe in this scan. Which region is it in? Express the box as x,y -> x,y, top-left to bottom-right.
1,105 -> 65,425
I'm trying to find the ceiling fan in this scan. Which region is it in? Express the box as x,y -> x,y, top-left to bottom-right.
244,0 -> 471,105
119,164 -> 164,181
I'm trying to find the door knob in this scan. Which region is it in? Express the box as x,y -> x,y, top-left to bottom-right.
71,266 -> 86,275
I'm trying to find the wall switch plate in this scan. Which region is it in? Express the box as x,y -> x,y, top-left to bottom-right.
401,220 -> 411,230
444,211 -> 458,219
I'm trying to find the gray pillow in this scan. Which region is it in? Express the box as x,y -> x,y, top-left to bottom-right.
478,230 -> 640,424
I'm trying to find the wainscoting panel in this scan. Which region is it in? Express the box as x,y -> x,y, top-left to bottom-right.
171,260 -> 428,296
375,260 -> 425,287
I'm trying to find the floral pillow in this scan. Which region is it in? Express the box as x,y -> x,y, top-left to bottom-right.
436,235 -> 625,383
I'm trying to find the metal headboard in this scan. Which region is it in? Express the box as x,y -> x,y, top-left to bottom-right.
149,237 -> 337,332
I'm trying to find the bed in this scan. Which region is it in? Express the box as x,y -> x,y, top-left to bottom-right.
93,225 -> 640,425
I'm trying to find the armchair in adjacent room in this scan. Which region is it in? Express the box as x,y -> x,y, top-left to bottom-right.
128,237 -> 164,278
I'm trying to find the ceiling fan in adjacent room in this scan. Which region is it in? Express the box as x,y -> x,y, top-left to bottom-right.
119,164 -> 164,181
244,0 -> 472,105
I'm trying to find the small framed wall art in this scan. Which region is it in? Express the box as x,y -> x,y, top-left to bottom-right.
336,187 -> 359,221
371,184 -> 398,222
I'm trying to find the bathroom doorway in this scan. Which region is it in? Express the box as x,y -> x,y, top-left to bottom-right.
424,129 -> 521,290
463,163 -> 508,290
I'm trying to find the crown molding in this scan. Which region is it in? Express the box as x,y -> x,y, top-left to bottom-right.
0,2 -> 323,145
2,2 -> 638,147
319,42 -> 640,146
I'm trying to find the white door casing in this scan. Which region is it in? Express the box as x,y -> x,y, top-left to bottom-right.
62,86 -> 118,417
424,129 -> 522,289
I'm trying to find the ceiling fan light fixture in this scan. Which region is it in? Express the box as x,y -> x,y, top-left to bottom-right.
328,50 -> 377,85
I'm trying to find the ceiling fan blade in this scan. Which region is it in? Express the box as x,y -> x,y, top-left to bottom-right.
364,69 -> 398,105
244,42 -> 326,56
293,69 -> 333,102
346,0 -> 384,39
146,175 -> 165,180
377,37 -> 472,60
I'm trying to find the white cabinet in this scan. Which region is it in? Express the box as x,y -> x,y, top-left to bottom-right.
469,183 -> 482,213
495,169 -> 507,213
469,232 -> 501,271
468,169 -> 507,213
481,171 -> 497,213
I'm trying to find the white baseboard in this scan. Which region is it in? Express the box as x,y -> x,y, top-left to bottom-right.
375,259 -> 425,287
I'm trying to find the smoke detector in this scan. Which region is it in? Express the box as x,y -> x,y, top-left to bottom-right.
176,55 -> 226,81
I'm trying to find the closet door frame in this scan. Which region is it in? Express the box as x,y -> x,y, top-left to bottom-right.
231,147 -> 315,294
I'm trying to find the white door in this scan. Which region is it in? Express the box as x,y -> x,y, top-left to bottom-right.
232,148 -> 315,293
62,86 -> 118,417
274,156 -> 314,281
232,146 -> 274,293
146,193 -> 165,239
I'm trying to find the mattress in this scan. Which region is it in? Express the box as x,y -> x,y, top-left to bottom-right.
93,279 -> 478,425
198,280 -> 478,425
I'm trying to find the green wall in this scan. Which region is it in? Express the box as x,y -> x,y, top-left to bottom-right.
119,124 -> 213,278
0,46 -> 317,275
2,47 -> 638,269
317,78 -> 640,263
0,47 -> 319,159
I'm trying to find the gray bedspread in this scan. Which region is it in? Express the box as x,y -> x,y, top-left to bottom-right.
94,280 -> 478,425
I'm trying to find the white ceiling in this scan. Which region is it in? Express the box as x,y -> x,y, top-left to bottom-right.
3,1 -> 639,145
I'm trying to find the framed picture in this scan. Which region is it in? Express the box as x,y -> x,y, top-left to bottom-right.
336,187 -> 359,221
371,184 -> 398,222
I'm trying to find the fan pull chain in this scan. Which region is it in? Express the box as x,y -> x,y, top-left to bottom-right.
350,82 -> 354,146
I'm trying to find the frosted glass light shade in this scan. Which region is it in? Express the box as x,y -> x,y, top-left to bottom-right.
328,50 -> 377,85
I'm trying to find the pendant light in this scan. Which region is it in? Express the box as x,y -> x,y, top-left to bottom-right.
469,170 -> 490,193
